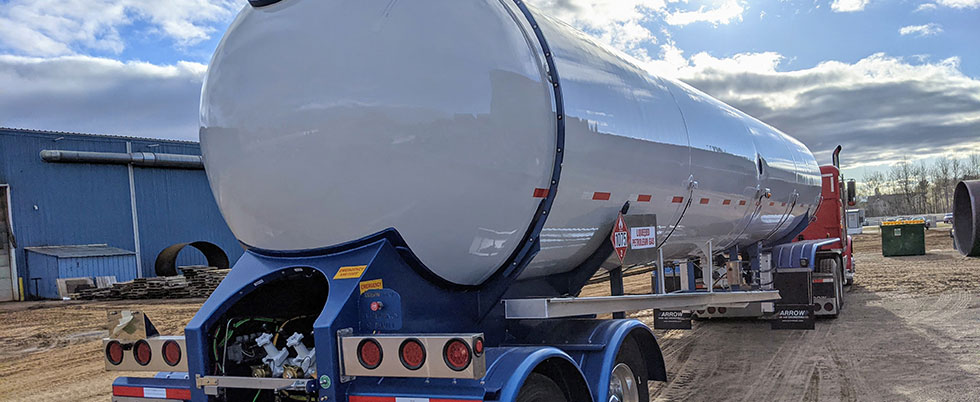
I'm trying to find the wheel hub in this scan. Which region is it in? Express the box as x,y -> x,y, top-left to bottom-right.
608,363 -> 640,402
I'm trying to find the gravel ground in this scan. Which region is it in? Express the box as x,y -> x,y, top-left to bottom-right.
0,228 -> 977,401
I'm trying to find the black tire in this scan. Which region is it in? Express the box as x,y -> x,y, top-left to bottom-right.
517,373 -> 568,402
615,337 -> 651,402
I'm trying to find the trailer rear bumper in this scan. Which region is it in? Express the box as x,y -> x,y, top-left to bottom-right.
111,373 -> 192,401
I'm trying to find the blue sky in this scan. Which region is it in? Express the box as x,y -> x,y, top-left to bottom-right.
0,0 -> 978,180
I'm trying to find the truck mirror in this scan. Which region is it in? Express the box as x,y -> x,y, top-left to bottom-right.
846,179 -> 857,206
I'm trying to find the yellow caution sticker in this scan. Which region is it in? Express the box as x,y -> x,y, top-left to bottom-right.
359,279 -> 383,294
333,265 -> 367,280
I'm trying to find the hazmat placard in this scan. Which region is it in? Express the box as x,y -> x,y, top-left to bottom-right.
610,213 -> 630,263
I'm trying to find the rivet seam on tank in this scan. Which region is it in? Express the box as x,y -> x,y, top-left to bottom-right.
500,0 -> 566,280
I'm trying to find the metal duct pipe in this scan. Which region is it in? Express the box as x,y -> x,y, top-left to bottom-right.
40,150 -> 203,169
953,180 -> 980,257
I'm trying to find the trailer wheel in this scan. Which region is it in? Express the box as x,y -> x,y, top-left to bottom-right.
517,373 -> 568,402
611,337 -> 649,402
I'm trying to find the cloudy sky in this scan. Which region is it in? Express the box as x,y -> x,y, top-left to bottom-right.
1,0 -> 978,179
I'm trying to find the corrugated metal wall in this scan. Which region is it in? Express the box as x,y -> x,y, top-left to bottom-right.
0,128 -> 243,293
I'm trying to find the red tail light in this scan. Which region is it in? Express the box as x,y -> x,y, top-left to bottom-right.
443,339 -> 471,371
106,341 -> 124,365
357,339 -> 383,369
824,302 -> 834,312
473,337 -> 484,357
134,340 -> 152,366
162,340 -> 182,367
707,307 -> 716,314
718,307 -> 727,314
399,339 -> 426,370
813,303 -> 822,311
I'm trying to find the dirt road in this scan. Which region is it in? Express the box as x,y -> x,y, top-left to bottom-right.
1,228 -> 978,401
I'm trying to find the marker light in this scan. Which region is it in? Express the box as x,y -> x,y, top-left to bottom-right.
443,339 -> 471,371
162,340 -> 182,367
357,339 -> 383,369
399,339 -> 426,370
134,340 -> 152,366
105,341 -> 124,366
473,337 -> 484,357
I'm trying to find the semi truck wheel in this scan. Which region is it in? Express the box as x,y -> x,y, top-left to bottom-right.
611,337 -> 649,402
517,373 -> 568,402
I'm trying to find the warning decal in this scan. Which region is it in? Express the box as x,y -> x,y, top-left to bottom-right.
359,279 -> 383,294
334,265 -> 367,280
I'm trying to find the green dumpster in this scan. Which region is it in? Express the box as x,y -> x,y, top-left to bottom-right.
881,220 -> 926,257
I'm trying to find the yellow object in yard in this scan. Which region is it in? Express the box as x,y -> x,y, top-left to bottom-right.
18,277 -> 24,301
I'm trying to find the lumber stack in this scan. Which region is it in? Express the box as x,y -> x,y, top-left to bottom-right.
70,266 -> 230,300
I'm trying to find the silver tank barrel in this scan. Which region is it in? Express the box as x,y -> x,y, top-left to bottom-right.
953,180 -> 980,256
200,1 -> 822,286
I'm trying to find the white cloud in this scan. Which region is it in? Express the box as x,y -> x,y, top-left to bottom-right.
663,0 -> 746,26
915,3 -> 939,11
0,55 -> 206,140
900,23 -> 944,37
0,0 -> 240,57
670,52 -> 980,167
935,0 -> 980,8
831,0 -> 871,12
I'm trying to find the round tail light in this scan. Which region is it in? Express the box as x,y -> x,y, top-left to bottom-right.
718,307 -> 727,314
824,302 -> 834,312
357,339 -> 383,369
473,337 -> 484,357
133,340 -> 152,366
443,339 -> 471,371
105,341 -> 124,366
696,310 -> 705,315
162,340 -> 182,367
399,339 -> 426,370
707,307 -> 716,314
813,303 -> 822,312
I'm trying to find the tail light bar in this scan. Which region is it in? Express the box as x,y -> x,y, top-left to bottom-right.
103,336 -> 187,372
340,334 -> 486,379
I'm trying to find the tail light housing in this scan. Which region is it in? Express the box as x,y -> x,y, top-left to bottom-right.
824,302 -> 834,312
443,338 -> 472,371
340,333 -> 485,379
357,338 -> 383,369
133,340 -> 152,366
162,340 -> 182,366
399,339 -> 426,370
105,341 -> 124,366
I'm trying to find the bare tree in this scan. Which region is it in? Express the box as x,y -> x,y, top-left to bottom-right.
889,156 -> 918,215
933,157 -> 953,212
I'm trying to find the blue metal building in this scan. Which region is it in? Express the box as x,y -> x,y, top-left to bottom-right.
24,245 -> 138,299
0,128 -> 243,301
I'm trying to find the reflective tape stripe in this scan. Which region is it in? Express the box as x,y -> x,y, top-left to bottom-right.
350,397 -> 481,402
739,200 -> 747,206
592,192 -> 611,201
113,386 -> 143,398
672,196 -> 684,203
112,385 -> 190,400
144,388 -> 167,398
723,200 -> 732,205
532,188 -> 549,198
700,198 -> 710,205
637,194 -> 652,202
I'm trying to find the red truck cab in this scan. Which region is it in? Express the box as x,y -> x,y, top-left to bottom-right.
797,162 -> 855,286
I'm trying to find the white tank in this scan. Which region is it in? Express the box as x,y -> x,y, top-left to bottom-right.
200,0 -> 822,286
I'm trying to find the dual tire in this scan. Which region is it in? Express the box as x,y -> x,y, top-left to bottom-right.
516,337 -> 649,402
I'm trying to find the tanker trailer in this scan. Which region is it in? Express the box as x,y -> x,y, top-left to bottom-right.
102,1 -> 829,401
953,181 -> 980,256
